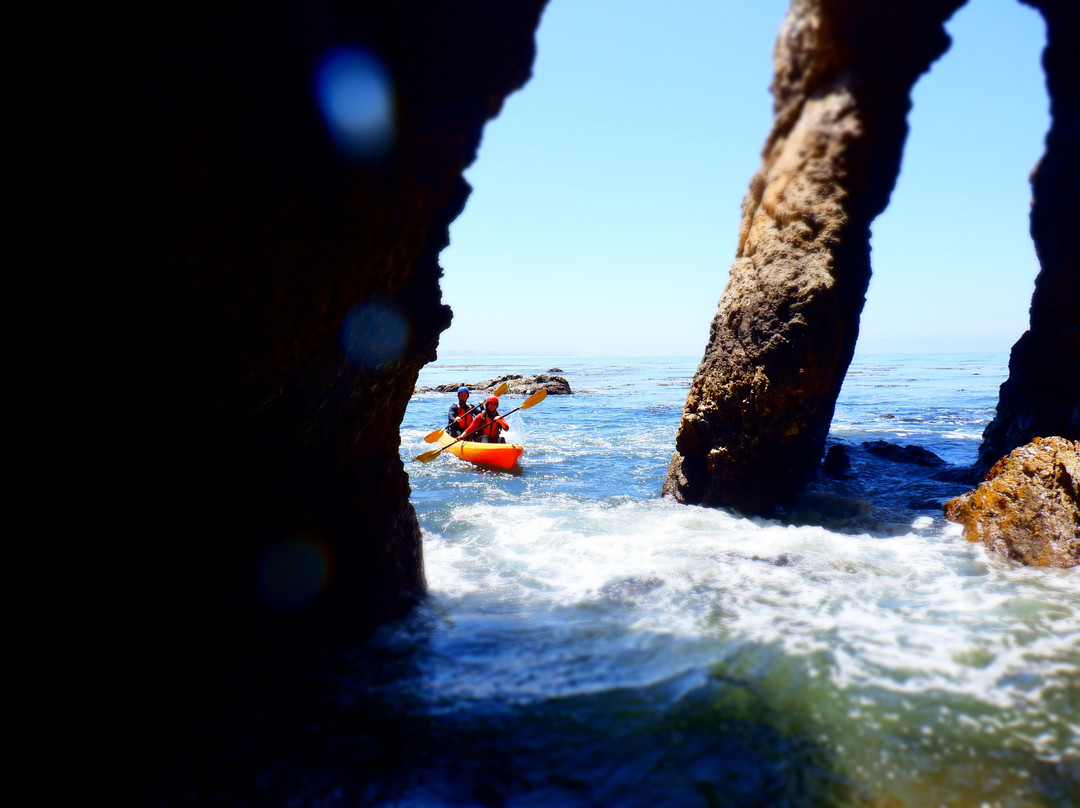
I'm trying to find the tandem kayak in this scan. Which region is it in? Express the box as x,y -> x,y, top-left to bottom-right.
437,432 -> 524,470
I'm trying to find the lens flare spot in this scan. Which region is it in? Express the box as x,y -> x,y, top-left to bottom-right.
342,301 -> 409,370
258,535 -> 330,610
315,46 -> 394,161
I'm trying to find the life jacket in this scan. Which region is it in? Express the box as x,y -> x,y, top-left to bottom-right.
469,410 -> 506,441
450,401 -> 475,433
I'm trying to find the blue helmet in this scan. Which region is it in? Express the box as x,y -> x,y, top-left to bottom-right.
457,386 -> 469,395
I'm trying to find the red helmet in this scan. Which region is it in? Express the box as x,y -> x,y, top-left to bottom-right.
485,396 -> 499,408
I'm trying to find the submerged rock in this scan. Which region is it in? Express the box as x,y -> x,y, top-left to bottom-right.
944,436 -> 1079,568
863,441 -> 945,467
822,445 -> 852,477
598,575 -> 666,601
929,465 -> 983,485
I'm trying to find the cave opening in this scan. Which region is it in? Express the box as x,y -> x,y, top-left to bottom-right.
858,0 -> 1049,356
435,0 -> 1049,362
436,0 -> 787,358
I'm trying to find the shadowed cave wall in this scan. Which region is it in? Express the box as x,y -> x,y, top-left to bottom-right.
663,0 -> 1079,515
13,1 -> 547,799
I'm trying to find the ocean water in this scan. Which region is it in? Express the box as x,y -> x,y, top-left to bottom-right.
348,354 -> 1078,808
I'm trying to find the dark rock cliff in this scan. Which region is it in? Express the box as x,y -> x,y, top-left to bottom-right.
663,0 -> 1078,516
12,1 -> 546,799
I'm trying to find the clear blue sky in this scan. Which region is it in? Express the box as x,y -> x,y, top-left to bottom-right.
437,0 -> 1048,357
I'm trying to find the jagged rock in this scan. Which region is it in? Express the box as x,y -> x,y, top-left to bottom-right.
663,0 -> 1079,517
499,373 -> 573,396
863,441 -> 945,467
944,436 -> 1079,568
425,373 -> 572,396
427,381 -> 484,393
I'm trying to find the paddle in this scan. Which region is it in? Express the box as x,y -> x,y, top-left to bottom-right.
423,381 -> 509,443
414,388 -> 547,463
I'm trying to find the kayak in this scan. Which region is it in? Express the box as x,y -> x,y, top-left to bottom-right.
437,432 -> 524,470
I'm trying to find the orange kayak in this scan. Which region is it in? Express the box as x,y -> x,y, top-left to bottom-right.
437,432 -> 524,470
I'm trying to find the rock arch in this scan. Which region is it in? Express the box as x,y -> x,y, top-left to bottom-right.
12,0 -> 1077,799
978,0 -> 1080,467
663,0 -> 1079,515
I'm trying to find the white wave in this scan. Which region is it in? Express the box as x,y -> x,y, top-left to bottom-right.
418,494 -> 1080,755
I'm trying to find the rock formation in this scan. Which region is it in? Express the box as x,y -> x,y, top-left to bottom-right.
12,1 -> 547,801
664,0 -> 1079,516
425,373 -> 573,396
481,373 -> 574,396
663,0 -> 967,514
945,437 -> 1079,567
11,0 -> 1077,799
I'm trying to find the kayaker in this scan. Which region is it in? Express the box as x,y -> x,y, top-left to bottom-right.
447,386 -> 476,438
463,396 -> 509,443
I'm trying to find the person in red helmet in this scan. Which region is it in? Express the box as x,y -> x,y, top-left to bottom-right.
463,395 -> 510,443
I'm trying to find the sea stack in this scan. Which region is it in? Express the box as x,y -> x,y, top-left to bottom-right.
663,0 -> 1079,516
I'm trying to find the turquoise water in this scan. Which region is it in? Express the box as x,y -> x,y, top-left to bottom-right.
350,354 -> 1077,807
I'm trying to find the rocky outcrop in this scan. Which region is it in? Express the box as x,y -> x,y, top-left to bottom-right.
483,373 -> 573,395
664,0 -> 1079,516
978,1 -> 1080,469
945,437 -> 1080,567
12,1 -> 547,802
664,0 -> 966,515
425,373 -> 573,396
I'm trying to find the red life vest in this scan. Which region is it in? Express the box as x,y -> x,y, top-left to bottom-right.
469,411 -> 507,441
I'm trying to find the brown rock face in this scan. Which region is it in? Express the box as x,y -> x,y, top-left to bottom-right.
664,0 -> 1079,515
12,1 -> 546,800
944,437 -> 1080,567
663,0 -> 965,514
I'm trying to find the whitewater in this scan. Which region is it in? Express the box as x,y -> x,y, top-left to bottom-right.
350,353 -> 1078,807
